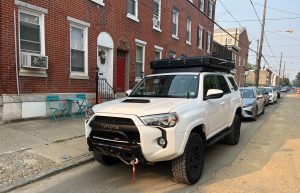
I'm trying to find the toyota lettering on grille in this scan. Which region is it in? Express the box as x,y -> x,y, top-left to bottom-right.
101,123 -> 119,130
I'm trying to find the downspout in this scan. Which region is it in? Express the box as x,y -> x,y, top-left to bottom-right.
14,9 -> 20,95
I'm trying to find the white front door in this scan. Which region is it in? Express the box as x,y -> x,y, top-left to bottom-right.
98,46 -> 113,86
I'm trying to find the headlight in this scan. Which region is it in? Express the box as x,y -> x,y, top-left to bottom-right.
85,108 -> 95,121
140,113 -> 178,128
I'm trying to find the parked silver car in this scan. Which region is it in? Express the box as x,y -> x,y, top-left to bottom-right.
258,87 -> 270,106
239,87 -> 265,120
265,87 -> 278,104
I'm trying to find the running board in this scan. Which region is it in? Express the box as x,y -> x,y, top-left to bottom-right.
206,127 -> 232,147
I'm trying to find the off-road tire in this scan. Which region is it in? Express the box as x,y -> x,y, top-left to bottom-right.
93,150 -> 120,165
224,114 -> 241,145
171,133 -> 204,184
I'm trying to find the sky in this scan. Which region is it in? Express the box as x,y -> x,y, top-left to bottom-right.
215,0 -> 300,81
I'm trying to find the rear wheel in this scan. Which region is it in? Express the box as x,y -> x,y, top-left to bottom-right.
224,114 -> 241,145
171,133 -> 204,184
93,150 -> 120,165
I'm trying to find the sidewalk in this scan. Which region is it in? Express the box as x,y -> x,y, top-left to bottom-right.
0,118 -> 93,193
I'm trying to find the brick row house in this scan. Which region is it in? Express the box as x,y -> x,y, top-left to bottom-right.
213,27 -> 250,87
0,0 -> 216,122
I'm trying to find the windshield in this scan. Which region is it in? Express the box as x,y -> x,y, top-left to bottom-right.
240,88 -> 254,98
130,75 -> 199,98
266,88 -> 273,93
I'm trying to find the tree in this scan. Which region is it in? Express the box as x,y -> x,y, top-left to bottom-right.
246,63 -> 254,70
282,77 -> 291,86
296,72 -> 300,86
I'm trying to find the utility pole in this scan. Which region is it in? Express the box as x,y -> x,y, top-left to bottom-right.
255,0 -> 268,87
278,52 -> 283,85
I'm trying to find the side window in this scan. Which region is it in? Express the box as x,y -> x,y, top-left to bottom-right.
228,76 -> 238,91
216,75 -> 231,94
203,75 -> 218,97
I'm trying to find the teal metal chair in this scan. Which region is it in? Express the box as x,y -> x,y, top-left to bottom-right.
76,94 -> 93,117
47,96 -> 67,120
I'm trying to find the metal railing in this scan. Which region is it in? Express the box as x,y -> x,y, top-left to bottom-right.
97,74 -> 115,103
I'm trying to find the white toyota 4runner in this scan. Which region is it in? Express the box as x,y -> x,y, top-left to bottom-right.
85,56 -> 243,184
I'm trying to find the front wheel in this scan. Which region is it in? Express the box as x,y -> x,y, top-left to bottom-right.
171,133 -> 204,184
224,114 -> 241,145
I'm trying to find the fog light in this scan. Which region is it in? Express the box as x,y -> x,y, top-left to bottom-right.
158,137 -> 167,148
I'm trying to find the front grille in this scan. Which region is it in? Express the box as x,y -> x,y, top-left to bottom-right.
245,110 -> 253,115
90,116 -> 140,143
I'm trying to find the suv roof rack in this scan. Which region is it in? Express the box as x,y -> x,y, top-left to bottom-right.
150,56 -> 235,74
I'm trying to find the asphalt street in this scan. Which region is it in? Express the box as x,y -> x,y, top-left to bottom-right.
10,99 -> 281,193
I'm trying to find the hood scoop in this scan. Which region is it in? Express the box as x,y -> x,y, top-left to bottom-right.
122,99 -> 151,103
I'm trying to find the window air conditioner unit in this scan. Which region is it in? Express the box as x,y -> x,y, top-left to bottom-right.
153,17 -> 160,27
21,53 -> 48,69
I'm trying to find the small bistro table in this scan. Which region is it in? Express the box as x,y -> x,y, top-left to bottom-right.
65,97 -> 85,118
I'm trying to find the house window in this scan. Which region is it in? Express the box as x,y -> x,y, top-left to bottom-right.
90,0 -> 105,6
170,51 -> 176,59
19,12 -> 44,54
71,26 -> 86,73
199,0 -> 204,12
208,0 -> 213,19
207,32 -> 211,53
197,25 -> 204,49
153,0 -> 161,30
127,0 -> 139,22
186,18 -> 192,45
172,9 -> 179,39
135,39 -> 147,80
68,17 -> 90,78
154,45 -> 163,60
226,38 -> 233,45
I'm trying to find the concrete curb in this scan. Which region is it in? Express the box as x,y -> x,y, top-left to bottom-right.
0,153 -> 94,193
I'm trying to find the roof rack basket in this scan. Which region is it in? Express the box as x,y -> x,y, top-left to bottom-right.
150,56 -> 235,74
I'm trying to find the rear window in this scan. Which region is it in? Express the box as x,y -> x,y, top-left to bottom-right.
228,77 -> 238,91
216,75 -> 231,94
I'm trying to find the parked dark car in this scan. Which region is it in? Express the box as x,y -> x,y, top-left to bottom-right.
258,87 -> 269,106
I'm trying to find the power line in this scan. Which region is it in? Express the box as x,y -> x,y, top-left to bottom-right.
253,2 -> 300,16
249,0 -> 281,70
218,0 -> 257,40
217,16 -> 300,22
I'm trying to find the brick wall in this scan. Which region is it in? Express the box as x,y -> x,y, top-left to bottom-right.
0,0 -> 215,95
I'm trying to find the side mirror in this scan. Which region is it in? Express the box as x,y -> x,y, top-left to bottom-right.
125,90 -> 132,96
204,89 -> 224,100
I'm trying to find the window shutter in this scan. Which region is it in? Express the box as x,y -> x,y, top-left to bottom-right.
202,30 -> 205,50
197,27 -> 199,47
205,32 -> 208,49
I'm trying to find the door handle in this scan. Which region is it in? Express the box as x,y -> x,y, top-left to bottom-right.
220,102 -> 225,106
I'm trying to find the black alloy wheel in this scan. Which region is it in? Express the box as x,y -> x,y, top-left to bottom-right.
171,133 -> 204,184
225,114 -> 241,145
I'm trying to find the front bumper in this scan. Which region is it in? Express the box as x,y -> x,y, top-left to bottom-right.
85,113 -> 182,163
242,106 -> 254,118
